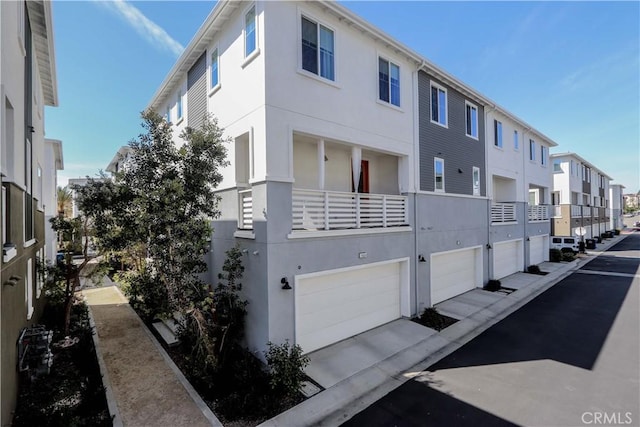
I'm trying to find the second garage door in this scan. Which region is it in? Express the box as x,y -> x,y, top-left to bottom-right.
493,239 -> 522,279
529,235 -> 548,266
431,247 -> 482,305
295,261 -> 403,354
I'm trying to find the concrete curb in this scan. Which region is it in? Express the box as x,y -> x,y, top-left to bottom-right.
86,305 -> 124,427
261,233 -> 629,427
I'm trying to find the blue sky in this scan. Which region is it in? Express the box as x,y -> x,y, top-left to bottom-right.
47,1 -> 639,192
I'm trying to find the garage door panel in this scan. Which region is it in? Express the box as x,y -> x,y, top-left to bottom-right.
431,248 -> 480,305
493,240 -> 520,280
296,262 -> 402,353
529,236 -> 546,265
296,287 -> 399,335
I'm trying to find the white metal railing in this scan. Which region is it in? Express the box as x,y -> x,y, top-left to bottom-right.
583,206 -> 592,217
571,205 -> 582,217
528,205 -> 549,222
553,206 -> 562,218
491,203 -> 517,223
292,189 -> 408,231
238,189 -> 253,230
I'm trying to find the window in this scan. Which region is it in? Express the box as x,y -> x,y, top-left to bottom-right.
165,106 -> 170,123
553,159 -> 562,172
514,130 -> 519,150
494,120 -> 503,147
378,58 -> 400,107
2,186 -> 7,245
430,82 -> 447,126
472,167 -> 480,196
552,191 -> 560,205
570,160 -> 575,175
25,139 -> 33,242
465,102 -> 478,139
540,146 -> 547,166
210,48 -> 219,89
301,16 -> 335,81
529,139 -> 536,161
177,91 -> 183,120
434,157 -> 445,192
26,258 -> 33,319
244,5 -> 256,57
587,168 -> 591,183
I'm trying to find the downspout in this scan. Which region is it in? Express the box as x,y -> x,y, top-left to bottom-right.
485,104 -> 497,280
413,63 -> 424,314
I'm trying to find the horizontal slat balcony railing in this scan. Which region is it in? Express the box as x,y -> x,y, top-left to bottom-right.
238,189 -> 253,230
292,189 -> 408,231
571,205 -> 582,217
528,205 -> 549,222
583,206 -> 592,217
491,203 -> 517,224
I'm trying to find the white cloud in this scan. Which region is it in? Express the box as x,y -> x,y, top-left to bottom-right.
96,0 -> 184,57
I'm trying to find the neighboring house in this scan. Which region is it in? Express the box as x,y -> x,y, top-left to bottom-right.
623,193 -> 639,211
550,153 -> 612,239
0,1 -> 59,424
68,177 -> 90,218
105,145 -> 133,176
609,184 -> 625,230
146,0 -> 557,356
43,139 -> 64,262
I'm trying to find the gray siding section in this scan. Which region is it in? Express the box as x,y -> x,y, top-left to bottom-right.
418,71 -> 486,195
187,52 -> 207,130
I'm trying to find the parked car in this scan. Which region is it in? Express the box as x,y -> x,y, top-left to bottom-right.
634,221 -> 640,227
550,236 -> 580,254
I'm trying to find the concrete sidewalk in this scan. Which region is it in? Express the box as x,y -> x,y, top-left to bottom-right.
81,281 -> 221,427
260,232 -> 630,427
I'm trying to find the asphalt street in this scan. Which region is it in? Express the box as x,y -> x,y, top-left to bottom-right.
343,233 -> 640,427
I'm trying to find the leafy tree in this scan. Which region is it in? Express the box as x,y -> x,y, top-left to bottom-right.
56,186 -> 73,217
77,110 -> 240,367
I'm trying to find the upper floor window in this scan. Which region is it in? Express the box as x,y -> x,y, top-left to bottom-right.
177,91 -> 183,120
553,159 -> 562,172
472,166 -> 480,196
378,58 -> 400,107
434,157 -> 445,192
494,120 -> 503,147
540,146 -> 547,166
165,106 -> 170,123
210,48 -> 219,89
529,139 -> 536,161
430,82 -> 447,127
465,101 -> 478,139
244,6 -> 257,57
301,16 -> 335,81
514,130 -> 519,150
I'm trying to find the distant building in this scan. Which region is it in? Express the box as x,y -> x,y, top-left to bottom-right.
105,146 -> 133,176
623,193 -> 639,210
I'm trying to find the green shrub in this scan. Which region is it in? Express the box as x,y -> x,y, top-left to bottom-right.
549,248 -> 562,262
527,265 -> 541,274
118,268 -> 170,321
265,341 -> 309,401
484,279 -> 501,292
562,252 -> 575,262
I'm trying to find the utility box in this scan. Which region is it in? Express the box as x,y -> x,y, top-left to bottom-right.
586,239 -> 596,250
18,325 -> 54,381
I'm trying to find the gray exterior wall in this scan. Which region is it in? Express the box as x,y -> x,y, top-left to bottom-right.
415,193 -> 489,308
418,71 -> 486,196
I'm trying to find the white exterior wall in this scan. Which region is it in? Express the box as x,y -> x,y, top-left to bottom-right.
486,111 -> 525,202
552,155 -> 584,204
262,1 -> 416,191
524,138 -> 553,205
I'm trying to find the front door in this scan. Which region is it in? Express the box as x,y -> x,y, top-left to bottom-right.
352,160 -> 370,193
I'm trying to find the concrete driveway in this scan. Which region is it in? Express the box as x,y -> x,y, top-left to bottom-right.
343,233 -> 639,426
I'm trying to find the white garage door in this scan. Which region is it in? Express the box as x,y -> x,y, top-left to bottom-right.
431,247 -> 481,305
295,261 -> 401,354
493,240 -> 522,279
529,235 -> 548,266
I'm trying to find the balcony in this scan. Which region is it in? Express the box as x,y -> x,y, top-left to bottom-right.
238,188 -> 253,230
571,205 -> 582,217
292,189 -> 408,232
528,205 -> 549,222
491,203 -> 517,224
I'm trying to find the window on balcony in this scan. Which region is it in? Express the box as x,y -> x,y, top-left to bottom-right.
434,157 -> 445,192
430,82 -> 447,127
540,145 -> 547,166
301,16 -> 335,81
465,101 -> 478,139
494,120 -> 502,148
378,57 -> 400,107
553,159 -> 562,172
